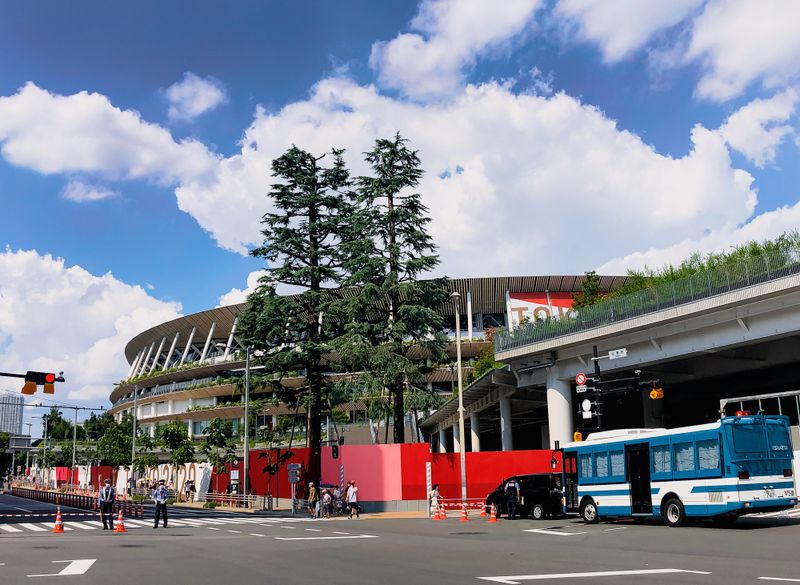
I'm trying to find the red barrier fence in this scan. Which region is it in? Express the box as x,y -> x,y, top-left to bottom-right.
10,486 -> 144,518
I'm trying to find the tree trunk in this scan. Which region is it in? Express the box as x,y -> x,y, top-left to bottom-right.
306,374 -> 322,485
392,384 -> 405,444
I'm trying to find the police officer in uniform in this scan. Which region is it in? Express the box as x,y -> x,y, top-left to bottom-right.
98,478 -> 116,530
152,479 -> 169,528
504,477 -> 520,520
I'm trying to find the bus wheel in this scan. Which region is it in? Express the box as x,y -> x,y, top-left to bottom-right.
581,499 -> 599,524
532,503 -> 545,520
663,499 -> 685,527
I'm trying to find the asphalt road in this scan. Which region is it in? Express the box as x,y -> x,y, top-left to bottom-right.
2,493 -> 800,585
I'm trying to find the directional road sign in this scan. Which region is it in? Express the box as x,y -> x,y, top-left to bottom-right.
608,348 -> 628,360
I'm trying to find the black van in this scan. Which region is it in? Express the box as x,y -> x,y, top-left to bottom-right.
485,474 -> 564,519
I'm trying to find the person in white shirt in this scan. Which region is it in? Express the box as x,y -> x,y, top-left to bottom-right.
98,479 -> 116,530
346,480 -> 359,519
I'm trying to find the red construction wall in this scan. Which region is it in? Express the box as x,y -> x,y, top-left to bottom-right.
321,444 -> 404,501
401,443 -> 434,500
431,450 -> 562,500
91,466 -> 115,488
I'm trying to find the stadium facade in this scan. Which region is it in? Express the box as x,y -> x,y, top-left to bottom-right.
109,275 -> 625,451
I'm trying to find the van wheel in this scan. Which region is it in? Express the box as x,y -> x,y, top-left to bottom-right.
581,499 -> 599,524
663,498 -> 685,527
531,503 -> 545,520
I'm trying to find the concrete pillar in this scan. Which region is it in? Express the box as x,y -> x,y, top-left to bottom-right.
467,291 -> 473,340
500,397 -> 513,451
149,336 -> 167,374
540,425 -> 550,450
546,371 -> 573,448
162,332 -> 180,371
438,429 -> 448,453
199,322 -> 217,363
272,415 -> 278,429
453,423 -> 461,453
179,327 -> 196,366
470,412 -> 481,452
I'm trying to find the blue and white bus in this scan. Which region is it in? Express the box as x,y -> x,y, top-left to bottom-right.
561,413 -> 797,526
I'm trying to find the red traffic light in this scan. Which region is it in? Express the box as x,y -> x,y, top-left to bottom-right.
44,373 -> 56,383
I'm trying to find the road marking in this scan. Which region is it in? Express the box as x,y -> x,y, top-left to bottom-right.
67,522 -> 96,530
603,527 -> 627,532
28,559 -> 97,578
207,527 -> 220,531
305,528 -> 322,532
227,530 -> 241,534
479,569 -> 712,583
758,578 -> 800,582
524,529 -> 588,537
250,533 -> 265,537
14,506 -> 32,513
18,523 -> 47,532
280,526 -> 296,529
274,534 -> 379,541
332,531 -> 350,535
122,519 -> 150,527
0,525 -> 23,533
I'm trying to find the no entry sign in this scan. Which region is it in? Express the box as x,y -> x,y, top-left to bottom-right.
575,372 -> 587,385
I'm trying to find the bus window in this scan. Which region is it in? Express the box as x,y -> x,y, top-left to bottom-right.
731,423 -> 767,453
674,442 -> 695,472
765,420 -> 791,455
579,453 -> 592,479
610,450 -> 624,478
595,452 -> 609,478
652,444 -> 671,474
697,439 -> 720,470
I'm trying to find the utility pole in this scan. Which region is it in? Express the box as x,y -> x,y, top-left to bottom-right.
24,422 -> 32,476
243,346 -> 251,502
131,385 -> 138,492
592,345 -> 602,430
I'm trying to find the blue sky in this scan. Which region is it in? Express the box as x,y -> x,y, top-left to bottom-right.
1,0 -> 799,412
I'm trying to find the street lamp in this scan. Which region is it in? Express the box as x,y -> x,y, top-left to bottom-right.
243,346 -> 252,502
24,422 -> 32,477
450,292 -> 467,509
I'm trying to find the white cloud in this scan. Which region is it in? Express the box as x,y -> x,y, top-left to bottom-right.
717,88 -> 798,167
0,249 -> 182,404
61,179 -> 119,202
217,270 -> 266,307
597,200 -> 800,274
555,0 -> 703,62
0,82 -> 217,183
686,0 -> 800,102
370,0 -> 542,100
175,77 -> 758,276
164,73 -> 227,122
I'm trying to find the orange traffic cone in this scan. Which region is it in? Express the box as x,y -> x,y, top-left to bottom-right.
440,503 -> 448,520
460,504 -> 469,523
480,504 -> 487,517
52,507 -> 64,534
114,510 -> 126,533
488,503 -> 498,523
431,500 -> 440,520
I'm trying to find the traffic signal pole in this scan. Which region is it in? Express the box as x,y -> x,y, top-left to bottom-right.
592,345 -> 603,430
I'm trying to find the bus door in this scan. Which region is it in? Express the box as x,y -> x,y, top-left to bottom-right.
626,443 -> 652,514
562,452 -> 579,512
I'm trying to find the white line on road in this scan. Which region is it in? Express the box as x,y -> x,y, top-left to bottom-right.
305,528 -> 322,532
274,535 -> 379,541
14,506 -> 32,513
479,569 -> 711,584
523,529 -> 588,537
758,578 -> 800,582
603,527 -> 627,532
28,559 -> 97,578
332,531 -> 350,535
0,525 -> 22,533
207,527 -> 220,531
227,530 -> 241,534
67,522 -> 96,530
250,533 -> 265,537
280,526 -> 296,529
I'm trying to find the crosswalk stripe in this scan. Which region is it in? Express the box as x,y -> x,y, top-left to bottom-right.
19,523 -> 46,532
123,519 -> 151,527
0,524 -> 22,532
164,519 -> 195,526
84,521 -> 105,528
68,522 -> 97,530
43,523 -> 72,531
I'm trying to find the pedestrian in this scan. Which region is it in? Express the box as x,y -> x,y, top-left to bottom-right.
322,489 -> 332,519
184,480 -> 191,502
98,478 -> 116,530
189,481 -> 197,502
307,482 -> 319,519
347,480 -> 359,519
504,477 -> 520,520
152,479 -> 169,528
429,483 -> 441,515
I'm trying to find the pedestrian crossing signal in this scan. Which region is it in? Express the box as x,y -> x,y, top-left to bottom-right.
332,445 -> 339,459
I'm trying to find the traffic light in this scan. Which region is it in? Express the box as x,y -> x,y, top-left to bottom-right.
22,371 -> 63,395
331,445 -> 339,459
649,386 -> 664,400
573,431 -> 583,442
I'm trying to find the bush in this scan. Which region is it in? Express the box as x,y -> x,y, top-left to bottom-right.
203,501 -> 218,509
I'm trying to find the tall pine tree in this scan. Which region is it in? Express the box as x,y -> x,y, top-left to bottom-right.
338,134 -> 448,444
239,146 -> 353,484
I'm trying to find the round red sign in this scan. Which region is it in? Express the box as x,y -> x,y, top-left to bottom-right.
575,373 -> 587,385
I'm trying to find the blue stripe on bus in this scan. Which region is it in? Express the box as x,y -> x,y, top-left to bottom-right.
690,481 -> 794,493
578,489 -> 629,496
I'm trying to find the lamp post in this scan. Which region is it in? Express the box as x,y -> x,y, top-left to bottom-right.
243,346 -> 251,502
24,422 -> 32,477
130,385 -> 138,492
450,292 -> 467,508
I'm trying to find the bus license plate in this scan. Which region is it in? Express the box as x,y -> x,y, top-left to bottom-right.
764,489 -> 775,498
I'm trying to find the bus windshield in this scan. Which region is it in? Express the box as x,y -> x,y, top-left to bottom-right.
765,420 -> 792,454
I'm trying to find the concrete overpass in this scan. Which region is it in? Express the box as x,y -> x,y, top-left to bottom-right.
494,250 -> 800,448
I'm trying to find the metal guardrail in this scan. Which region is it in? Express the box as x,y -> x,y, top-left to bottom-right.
495,247 -> 800,353
10,485 -> 144,518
